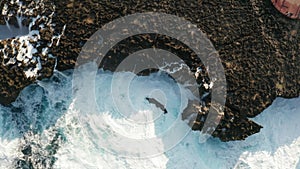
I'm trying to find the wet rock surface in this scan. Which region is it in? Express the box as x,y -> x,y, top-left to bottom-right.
0,0 -> 299,143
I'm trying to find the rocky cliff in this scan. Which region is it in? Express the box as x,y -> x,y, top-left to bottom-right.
0,0 -> 299,141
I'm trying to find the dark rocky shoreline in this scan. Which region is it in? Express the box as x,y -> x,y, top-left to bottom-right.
0,0 -> 299,142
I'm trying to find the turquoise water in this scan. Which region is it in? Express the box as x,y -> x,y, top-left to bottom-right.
0,69 -> 299,169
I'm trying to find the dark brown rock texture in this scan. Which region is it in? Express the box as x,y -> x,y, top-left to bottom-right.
0,0 -> 299,142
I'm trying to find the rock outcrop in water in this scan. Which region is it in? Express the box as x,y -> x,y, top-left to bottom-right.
0,0 -> 299,142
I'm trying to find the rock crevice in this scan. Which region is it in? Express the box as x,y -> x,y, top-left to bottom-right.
0,0 -> 299,141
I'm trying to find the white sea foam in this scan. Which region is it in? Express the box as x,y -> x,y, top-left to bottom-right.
0,105 -> 20,169
0,69 -> 299,169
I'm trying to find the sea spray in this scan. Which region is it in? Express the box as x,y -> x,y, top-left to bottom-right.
0,69 -> 298,168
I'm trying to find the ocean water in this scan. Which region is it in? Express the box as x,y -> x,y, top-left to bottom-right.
0,17 -> 29,40
0,68 -> 299,169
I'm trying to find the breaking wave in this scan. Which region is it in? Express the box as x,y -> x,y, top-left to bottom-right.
0,69 -> 299,169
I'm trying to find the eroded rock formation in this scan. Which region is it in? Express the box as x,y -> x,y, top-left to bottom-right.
0,0 -> 299,142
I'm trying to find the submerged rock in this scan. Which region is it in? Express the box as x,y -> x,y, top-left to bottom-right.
0,0 -> 299,142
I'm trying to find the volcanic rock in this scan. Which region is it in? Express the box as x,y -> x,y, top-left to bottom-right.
0,0 -> 299,141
